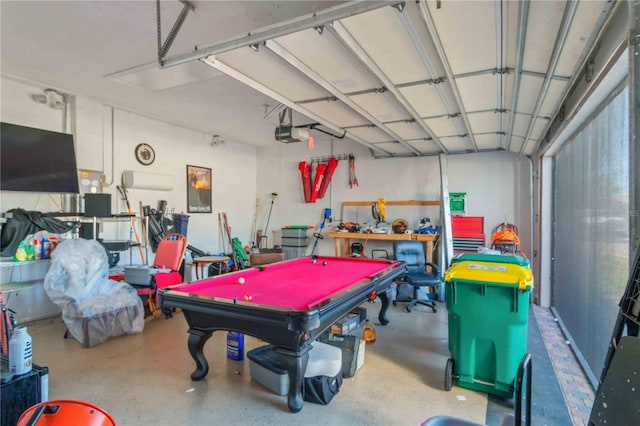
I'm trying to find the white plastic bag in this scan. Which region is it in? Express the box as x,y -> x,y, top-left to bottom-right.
44,239 -> 144,346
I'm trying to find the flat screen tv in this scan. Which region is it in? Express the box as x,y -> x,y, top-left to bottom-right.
1,122 -> 80,194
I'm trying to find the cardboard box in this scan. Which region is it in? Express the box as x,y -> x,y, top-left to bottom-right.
249,251 -> 284,266
350,306 -> 367,323
330,312 -> 361,335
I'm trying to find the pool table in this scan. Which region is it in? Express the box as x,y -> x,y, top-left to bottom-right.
158,255 -> 406,412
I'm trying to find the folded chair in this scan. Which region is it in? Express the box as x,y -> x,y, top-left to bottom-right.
393,240 -> 440,313
133,233 -> 186,319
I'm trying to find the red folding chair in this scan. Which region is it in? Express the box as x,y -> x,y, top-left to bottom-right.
136,233 -> 186,319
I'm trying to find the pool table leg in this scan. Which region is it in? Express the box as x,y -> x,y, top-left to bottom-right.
378,290 -> 390,325
188,329 -> 213,380
279,349 -> 310,413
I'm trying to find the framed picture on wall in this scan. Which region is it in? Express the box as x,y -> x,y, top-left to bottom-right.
186,165 -> 212,213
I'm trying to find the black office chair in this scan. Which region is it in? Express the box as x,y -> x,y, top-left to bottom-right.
393,240 -> 440,313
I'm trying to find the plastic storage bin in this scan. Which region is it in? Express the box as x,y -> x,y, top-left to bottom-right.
281,237 -> 309,247
281,228 -> 308,238
443,253 -> 533,398
248,342 -> 342,395
282,246 -> 307,260
317,332 -> 366,378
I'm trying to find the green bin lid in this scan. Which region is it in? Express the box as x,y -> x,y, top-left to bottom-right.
451,253 -> 530,268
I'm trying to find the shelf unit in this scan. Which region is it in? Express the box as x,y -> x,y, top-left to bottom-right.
0,259 -> 60,323
339,199 -> 440,221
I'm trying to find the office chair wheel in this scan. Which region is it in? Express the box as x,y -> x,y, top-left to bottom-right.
444,358 -> 454,391
392,300 -> 397,306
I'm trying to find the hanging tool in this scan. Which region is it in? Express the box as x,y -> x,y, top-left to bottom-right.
262,193 -> 278,248
117,185 -> 145,264
348,155 -> 358,188
317,157 -> 339,200
298,162 -> 312,203
310,163 -> 327,203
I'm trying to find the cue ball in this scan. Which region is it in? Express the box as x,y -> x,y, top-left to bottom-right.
322,261 -> 327,266
238,277 -> 245,284
244,294 -> 252,301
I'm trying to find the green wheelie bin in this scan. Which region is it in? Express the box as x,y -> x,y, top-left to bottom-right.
443,253 -> 533,398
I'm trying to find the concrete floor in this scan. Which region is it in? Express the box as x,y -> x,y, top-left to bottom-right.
27,300 -> 495,426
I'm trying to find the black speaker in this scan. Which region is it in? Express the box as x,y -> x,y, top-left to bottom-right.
79,222 -> 99,239
84,193 -> 111,217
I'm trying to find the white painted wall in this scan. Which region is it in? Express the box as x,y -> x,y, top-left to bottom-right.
1,76 -> 534,319
2,75 -> 532,267
1,77 -> 258,262
256,139 -> 532,260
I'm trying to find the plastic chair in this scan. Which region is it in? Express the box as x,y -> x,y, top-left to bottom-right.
393,240 -> 440,313
134,233 -> 186,318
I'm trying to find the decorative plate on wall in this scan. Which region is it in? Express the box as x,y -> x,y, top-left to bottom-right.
135,143 -> 155,165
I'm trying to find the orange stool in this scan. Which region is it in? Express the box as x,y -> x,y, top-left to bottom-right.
17,400 -> 116,426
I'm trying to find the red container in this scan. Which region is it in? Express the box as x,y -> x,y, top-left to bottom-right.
452,216 -> 484,238
17,400 -> 116,426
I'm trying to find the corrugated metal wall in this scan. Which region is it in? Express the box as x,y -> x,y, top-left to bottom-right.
553,85 -> 629,384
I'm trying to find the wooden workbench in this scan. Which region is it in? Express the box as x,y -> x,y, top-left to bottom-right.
332,199 -> 440,262
328,230 -> 439,263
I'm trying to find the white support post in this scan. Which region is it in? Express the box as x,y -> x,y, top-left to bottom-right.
439,154 -> 454,270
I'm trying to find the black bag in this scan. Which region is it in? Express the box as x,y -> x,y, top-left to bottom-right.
303,372 -> 342,405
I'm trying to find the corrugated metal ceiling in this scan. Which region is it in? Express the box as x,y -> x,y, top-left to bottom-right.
169,0 -> 613,158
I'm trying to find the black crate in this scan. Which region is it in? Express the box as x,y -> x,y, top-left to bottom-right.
1,356 -> 48,426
